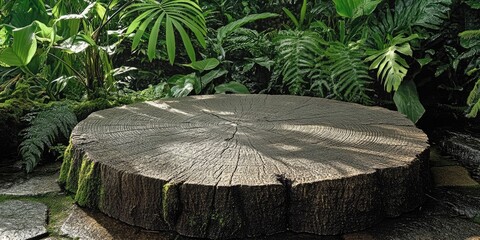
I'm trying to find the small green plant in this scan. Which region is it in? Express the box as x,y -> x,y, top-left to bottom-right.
461,29 -> 480,118
20,105 -> 77,172
272,30 -> 322,95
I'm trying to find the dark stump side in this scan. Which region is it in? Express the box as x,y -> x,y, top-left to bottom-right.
58,94 -> 430,239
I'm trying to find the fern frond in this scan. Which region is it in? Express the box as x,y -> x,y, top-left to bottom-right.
223,28 -> 272,59
396,0 -> 451,31
324,42 -> 373,104
459,30 -> 480,40
20,106 -> 77,172
371,0 -> 451,36
273,30 -> 323,95
465,0 -> 480,9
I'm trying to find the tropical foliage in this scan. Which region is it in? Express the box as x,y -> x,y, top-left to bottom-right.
0,0 -> 479,172
20,105 -> 77,172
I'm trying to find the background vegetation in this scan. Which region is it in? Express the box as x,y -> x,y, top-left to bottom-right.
0,0 -> 479,172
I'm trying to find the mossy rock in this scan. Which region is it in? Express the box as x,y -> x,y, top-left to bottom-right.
72,98 -> 113,121
0,99 -> 36,161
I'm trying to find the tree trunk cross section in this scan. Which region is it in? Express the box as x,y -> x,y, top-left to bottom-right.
59,94 -> 430,239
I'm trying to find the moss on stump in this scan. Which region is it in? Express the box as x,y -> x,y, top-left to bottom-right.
59,95 -> 430,239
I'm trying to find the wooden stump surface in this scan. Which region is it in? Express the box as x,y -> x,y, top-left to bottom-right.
59,94 -> 430,239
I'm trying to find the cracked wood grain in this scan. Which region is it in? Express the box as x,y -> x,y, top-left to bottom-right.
61,94 -> 430,239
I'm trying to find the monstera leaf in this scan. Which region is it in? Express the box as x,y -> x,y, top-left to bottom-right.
366,34 -> 419,92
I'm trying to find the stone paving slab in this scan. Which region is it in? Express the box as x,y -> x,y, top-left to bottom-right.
431,166 -> 480,187
0,200 -> 48,240
439,131 -> 480,179
344,214 -> 480,240
61,205 -> 178,240
429,147 -> 460,167
0,173 -> 61,196
428,187 -> 480,219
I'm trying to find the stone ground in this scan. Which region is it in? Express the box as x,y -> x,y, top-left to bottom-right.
0,200 -> 48,239
1,144 -> 480,240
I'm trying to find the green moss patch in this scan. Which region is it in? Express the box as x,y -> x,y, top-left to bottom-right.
58,143 -> 103,209
162,182 -> 180,228
58,143 -> 73,186
75,158 -> 101,208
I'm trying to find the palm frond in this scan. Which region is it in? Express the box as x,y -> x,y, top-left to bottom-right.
124,0 -> 207,63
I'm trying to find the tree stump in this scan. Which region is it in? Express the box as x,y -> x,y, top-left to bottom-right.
59,94 -> 430,239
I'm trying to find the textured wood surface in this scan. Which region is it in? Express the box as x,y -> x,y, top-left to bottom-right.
60,94 -> 430,239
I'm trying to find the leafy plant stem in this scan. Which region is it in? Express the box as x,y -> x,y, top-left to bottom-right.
47,53 -> 87,87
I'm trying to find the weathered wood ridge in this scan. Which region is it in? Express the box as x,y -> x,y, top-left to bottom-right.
59,94 -> 430,239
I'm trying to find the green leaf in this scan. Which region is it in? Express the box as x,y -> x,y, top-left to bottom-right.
10,0 -> 49,27
0,22 -> 39,67
12,23 -> 38,66
393,80 -> 425,123
217,13 -> 278,43
132,10 -> 159,51
353,0 -> 382,18
186,58 -> 220,72
95,2 -> 107,19
172,19 -> 196,62
321,41 -> 373,104
170,73 -> 199,97
215,82 -> 250,94
126,9 -> 156,35
282,7 -> 299,28
147,12 -> 165,61
56,35 -> 91,54
417,57 -> 432,67
34,21 -> 54,42
366,35 -> 418,92
299,0 -> 308,26
466,78 -> 480,118
374,0 -> 452,35
0,48 -> 23,66
466,0 -> 480,9
201,69 -> 228,86
333,0 -> 382,19
125,0 -> 206,64
166,17 -> 176,64
20,106 -> 77,172
273,30 -> 322,95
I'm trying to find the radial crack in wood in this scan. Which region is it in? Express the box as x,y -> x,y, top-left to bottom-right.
58,94 -> 430,239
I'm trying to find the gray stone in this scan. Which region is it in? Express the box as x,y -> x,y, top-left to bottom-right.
0,173 -> 61,196
0,200 -> 48,240
428,187 -> 480,219
342,186 -> 480,240
359,214 -> 480,240
61,205 -> 177,240
439,131 -> 480,179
